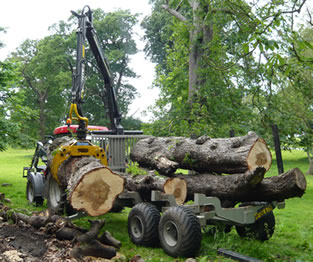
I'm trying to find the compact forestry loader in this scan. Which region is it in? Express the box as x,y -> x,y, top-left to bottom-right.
23,5 -> 143,211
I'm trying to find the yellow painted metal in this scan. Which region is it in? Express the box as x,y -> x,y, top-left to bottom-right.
50,140 -> 108,184
68,103 -> 89,127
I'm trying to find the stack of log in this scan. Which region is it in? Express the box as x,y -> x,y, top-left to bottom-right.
50,132 -> 306,213
129,131 -> 307,205
0,207 -> 121,260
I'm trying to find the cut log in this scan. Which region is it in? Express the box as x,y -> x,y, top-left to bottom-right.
11,212 -> 50,229
76,219 -> 105,243
98,231 -> 121,250
47,137 -> 124,217
55,227 -> 83,240
121,173 -> 187,204
130,131 -> 272,175
175,168 -> 306,202
71,240 -> 116,260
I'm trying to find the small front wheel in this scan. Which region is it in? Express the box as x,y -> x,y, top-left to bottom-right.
26,180 -> 43,206
128,203 -> 160,247
46,175 -> 65,214
158,206 -> 202,257
235,211 -> 275,241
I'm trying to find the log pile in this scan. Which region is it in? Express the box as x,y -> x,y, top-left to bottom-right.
0,207 -> 121,260
130,132 -> 307,204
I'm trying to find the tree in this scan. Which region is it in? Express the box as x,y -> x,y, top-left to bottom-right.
0,61 -> 18,151
10,36 -> 71,142
272,25 -> 313,174
142,0 -> 308,138
8,8 -> 140,144
0,27 -> 20,151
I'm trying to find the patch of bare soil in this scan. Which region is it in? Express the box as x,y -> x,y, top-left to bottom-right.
0,220 -> 76,262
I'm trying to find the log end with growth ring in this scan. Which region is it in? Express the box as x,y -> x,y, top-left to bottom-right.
163,178 -> 187,205
69,167 -> 124,217
247,138 -> 272,172
291,167 -> 307,191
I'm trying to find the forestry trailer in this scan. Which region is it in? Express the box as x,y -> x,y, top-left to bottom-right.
23,6 -> 288,258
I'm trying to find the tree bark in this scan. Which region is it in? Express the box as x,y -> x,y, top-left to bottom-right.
47,137 -> 124,217
121,173 -> 187,205
76,220 -> 105,243
175,168 -> 306,202
71,240 -> 116,260
130,132 -> 272,175
306,151 -> 313,175
98,231 -> 121,250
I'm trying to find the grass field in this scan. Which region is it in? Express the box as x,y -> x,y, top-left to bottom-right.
0,148 -> 312,261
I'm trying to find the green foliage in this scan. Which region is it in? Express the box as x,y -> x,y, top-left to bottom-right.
121,116 -> 143,130
9,35 -> 71,142
0,60 -> 21,151
142,0 -> 312,167
2,8 -> 140,147
126,162 -> 147,176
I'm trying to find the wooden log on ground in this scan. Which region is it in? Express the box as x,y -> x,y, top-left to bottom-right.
98,231 -> 121,250
121,173 -> 187,205
47,137 -> 124,217
176,168 -> 306,202
11,212 -> 50,229
55,227 -> 83,240
130,132 -> 272,175
71,240 -> 116,260
76,219 -> 105,243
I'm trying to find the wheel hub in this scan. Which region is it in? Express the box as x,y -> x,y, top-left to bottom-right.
49,178 -> 62,208
130,215 -> 144,239
163,221 -> 178,247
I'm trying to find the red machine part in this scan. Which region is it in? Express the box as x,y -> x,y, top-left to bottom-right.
53,125 -> 108,135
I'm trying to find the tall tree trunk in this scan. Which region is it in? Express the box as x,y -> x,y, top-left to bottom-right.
306,150 -> 313,175
188,0 -> 202,105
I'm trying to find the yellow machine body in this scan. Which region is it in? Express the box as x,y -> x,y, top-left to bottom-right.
50,139 -> 108,184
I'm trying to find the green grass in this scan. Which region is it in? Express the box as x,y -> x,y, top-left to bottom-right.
0,148 -> 312,261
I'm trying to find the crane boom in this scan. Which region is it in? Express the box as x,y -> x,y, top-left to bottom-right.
69,6 -> 123,139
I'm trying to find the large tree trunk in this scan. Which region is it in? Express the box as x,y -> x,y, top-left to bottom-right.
130,132 -> 272,176
176,168 -> 306,203
47,137 -> 124,217
121,173 -> 187,205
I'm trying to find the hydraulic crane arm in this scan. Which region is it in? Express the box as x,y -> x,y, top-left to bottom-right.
69,6 -> 123,139
85,15 -> 123,134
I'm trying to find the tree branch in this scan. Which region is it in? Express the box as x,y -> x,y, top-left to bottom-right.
175,0 -> 184,11
162,4 -> 188,23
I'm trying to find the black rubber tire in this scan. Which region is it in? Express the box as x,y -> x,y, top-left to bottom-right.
26,180 -> 44,206
158,206 -> 202,257
46,175 -> 66,215
128,203 -> 161,247
235,211 -> 275,241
